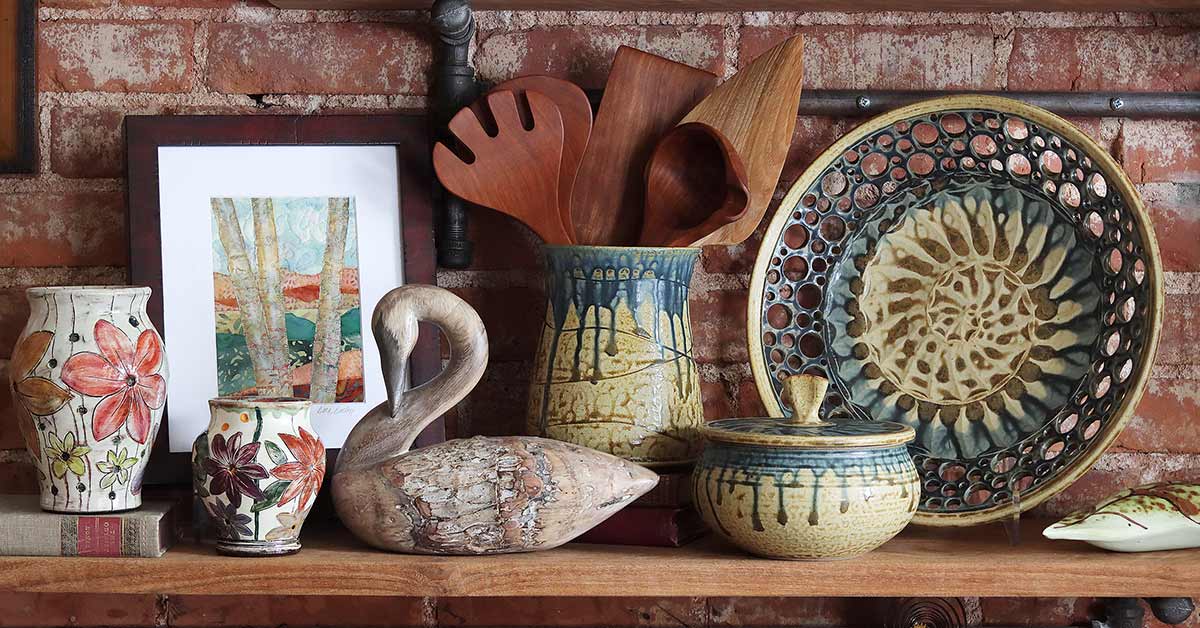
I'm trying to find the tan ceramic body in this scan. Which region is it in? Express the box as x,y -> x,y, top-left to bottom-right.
526,246 -> 704,466
694,442 -> 919,560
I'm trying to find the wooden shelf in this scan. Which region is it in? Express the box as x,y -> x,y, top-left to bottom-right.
267,0 -> 1200,11
0,522 -> 1196,597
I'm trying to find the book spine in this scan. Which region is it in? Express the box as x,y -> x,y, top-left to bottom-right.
0,514 -> 168,557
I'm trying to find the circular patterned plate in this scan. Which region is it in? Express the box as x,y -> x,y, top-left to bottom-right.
748,96 -> 1163,526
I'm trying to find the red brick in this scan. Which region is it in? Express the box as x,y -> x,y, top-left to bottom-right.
0,192 -> 127,267
475,26 -> 725,89
171,595 -> 429,627
40,21 -> 195,93
0,267 -> 128,360
452,359 -> 531,438
1034,453 -> 1200,518
700,375 -> 735,422
123,0 -> 240,6
1141,183 -> 1200,271
708,596 -> 849,626
1119,378 -> 1200,454
1158,293 -> 1199,367
438,597 -> 705,627
0,593 -> 160,627
50,108 -> 125,179
464,207 -> 541,271
445,285 -> 543,362
1008,28 -> 1200,92
1120,120 -> 1200,184
741,26 -> 998,90
691,286 -> 748,365
206,23 -> 432,95
980,598 -> 1095,626
41,0 -> 109,7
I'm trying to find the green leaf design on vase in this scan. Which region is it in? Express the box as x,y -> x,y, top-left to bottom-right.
264,440 -> 288,466
251,479 -> 292,513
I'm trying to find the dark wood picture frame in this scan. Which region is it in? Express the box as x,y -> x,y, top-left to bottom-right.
0,0 -> 35,173
125,114 -> 442,484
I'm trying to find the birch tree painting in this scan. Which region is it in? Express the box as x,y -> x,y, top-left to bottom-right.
211,197 -> 364,403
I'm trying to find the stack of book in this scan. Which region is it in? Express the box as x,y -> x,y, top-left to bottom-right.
575,469 -> 708,547
0,494 -> 176,557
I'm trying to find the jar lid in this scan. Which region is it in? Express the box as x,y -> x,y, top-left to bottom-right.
701,375 -> 915,449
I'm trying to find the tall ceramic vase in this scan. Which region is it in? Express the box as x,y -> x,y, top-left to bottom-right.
7,286 -> 167,513
526,246 -> 705,466
196,397 -> 325,556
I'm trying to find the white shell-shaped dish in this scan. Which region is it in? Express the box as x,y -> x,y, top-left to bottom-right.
1043,482 -> 1200,552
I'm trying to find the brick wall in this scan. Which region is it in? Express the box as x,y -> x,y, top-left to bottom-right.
0,2 -> 1197,626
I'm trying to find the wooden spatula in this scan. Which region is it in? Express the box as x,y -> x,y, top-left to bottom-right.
472,77 -> 591,243
639,122 -> 749,248
679,35 -> 805,247
433,89 -> 573,245
570,46 -> 718,246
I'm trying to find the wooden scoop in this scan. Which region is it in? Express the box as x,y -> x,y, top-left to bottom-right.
639,122 -> 749,248
679,35 -> 805,247
433,89 -> 573,245
570,46 -> 718,246
472,76 -> 591,243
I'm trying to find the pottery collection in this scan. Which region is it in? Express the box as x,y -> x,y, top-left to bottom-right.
526,245 -> 705,466
333,285 -> 657,554
1043,482 -> 1200,552
195,397 -> 325,556
8,286 -> 167,513
694,374 -> 918,560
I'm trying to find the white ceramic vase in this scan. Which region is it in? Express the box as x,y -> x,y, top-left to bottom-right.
7,286 -> 168,512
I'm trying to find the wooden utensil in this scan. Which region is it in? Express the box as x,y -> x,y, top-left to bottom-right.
639,122 -> 749,247
679,34 -> 805,247
570,46 -> 718,246
433,89 -> 573,245
472,76 -> 591,243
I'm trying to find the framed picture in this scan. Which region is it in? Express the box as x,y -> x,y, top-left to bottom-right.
126,115 -> 440,483
0,0 -> 35,173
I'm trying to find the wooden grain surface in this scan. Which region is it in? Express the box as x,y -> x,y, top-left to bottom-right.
0,522 -> 1196,597
0,0 -> 17,161
268,0 -> 1200,10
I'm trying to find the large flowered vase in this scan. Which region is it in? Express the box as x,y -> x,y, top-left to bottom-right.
197,397 -> 325,556
526,246 -> 705,466
7,286 -> 168,513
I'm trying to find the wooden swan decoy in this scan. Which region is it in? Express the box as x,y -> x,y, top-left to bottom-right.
333,285 -> 658,554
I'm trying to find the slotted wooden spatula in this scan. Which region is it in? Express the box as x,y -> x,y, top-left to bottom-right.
570,46 -> 718,246
472,76 -> 591,243
433,89 -> 573,245
679,34 -> 805,247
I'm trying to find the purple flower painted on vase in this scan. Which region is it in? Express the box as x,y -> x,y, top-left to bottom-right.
202,432 -> 267,508
204,497 -> 252,540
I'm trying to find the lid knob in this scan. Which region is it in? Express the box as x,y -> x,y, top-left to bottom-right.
781,374 -> 829,426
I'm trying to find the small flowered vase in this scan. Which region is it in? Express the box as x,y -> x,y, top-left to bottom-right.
7,286 -> 168,513
196,397 -> 325,556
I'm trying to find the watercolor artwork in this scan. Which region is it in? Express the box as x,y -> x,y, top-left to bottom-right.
210,197 -> 364,403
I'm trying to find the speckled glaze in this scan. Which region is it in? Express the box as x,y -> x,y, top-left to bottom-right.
526,246 -> 704,466
694,374 -> 918,560
1044,482 -> 1200,552
695,442 -> 918,560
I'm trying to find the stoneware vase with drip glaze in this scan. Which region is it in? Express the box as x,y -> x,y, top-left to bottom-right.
7,286 -> 167,513
195,397 -> 325,556
694,374 -> 919,560
526,245 -> 705,466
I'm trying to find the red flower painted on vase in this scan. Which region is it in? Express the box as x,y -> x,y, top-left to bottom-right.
60,320 -> 166,444
270,427 -> 326,511
203,431 -> 268,508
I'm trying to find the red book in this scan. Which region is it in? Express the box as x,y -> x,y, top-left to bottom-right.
575,506 -> 708,547
0,495 -> 175,557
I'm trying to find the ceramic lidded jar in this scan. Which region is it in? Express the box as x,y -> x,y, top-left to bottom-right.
8,286 -> 167,513
526,245 -> 704,466
694,375 -> 918,560
196,397 -> 325,556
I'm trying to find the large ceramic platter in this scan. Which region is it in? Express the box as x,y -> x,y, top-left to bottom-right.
748,96 -> 1162,526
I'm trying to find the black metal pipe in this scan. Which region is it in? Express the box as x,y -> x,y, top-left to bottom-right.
798,90 -> 1200,119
